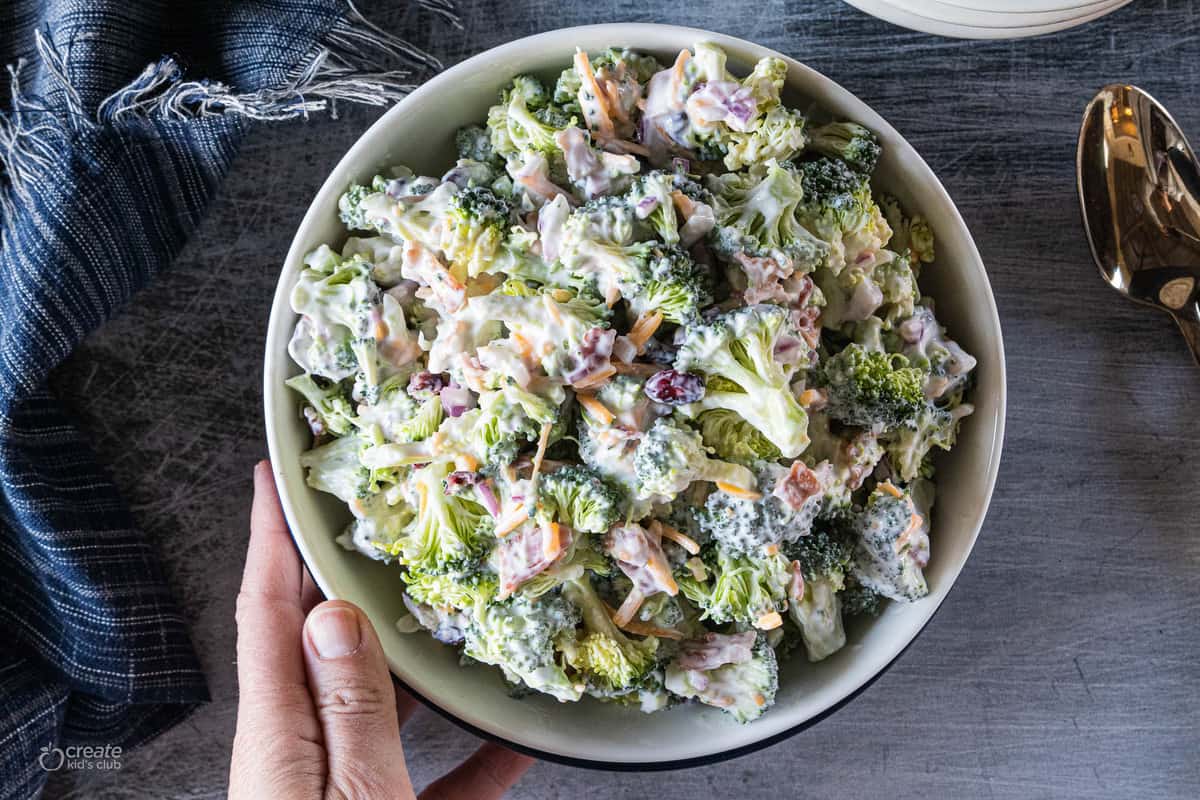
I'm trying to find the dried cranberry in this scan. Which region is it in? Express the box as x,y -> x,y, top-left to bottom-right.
408,371 -> 449,397
644,370 -> 705,405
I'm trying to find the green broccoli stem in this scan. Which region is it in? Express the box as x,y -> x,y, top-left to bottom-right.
694,458 -> 757,492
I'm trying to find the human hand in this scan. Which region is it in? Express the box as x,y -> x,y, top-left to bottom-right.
229,461 -> 533,799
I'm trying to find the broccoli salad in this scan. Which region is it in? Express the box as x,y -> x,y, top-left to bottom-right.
285,43 -> 976,724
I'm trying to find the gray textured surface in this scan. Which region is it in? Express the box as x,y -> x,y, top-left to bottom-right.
40,0 -> 1200,797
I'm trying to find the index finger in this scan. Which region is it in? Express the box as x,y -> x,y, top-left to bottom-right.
242,460 -> 304,601
235,461 -> 312,701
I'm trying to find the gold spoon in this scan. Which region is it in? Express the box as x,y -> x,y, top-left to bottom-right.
1077,84 -> 1200,365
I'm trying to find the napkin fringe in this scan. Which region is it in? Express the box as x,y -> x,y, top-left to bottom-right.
0,0 -> 458,225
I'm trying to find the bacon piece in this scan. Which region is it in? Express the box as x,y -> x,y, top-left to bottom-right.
676,631 -> 756,671
772,461 -> 823,511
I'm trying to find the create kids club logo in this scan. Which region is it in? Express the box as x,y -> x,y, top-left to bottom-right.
38,743 -> 122,771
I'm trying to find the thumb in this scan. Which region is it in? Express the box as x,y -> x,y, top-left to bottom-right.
303,600 -> 416,800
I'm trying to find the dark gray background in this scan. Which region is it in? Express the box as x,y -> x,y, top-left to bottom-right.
43,0 -> 1200,797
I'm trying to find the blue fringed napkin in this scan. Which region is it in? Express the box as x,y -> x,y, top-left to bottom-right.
0,2 -> 453,796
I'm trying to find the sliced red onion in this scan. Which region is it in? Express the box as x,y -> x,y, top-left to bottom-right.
635,195 -> 660,218
476,480 -> 501,517
671,157 -> 690,174
440,383 -> 474,417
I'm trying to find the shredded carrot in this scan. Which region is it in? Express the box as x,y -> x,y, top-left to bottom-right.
494,505 -> 529,537
756,611 -> 783,630
656,522 -> 700,555
901,511 -> 925,544
603,600 -> 684,640
542,292 -> 564,325
763,543 -> 780,556
669,49 -> 691,100
645,555 -> 680,596
574,50 -> 615,138
529,421 -> 554,486
878,481 -> 903,499
716,482 -> 763,501
798,388 -> 820,407
571,363 -> 617,390
510,331 -> 534,359
612,588 -> 644,627
620,617 -> 684,641
576,393 -> 614,426
627,311 -> 663,351
455,453 -> 479,472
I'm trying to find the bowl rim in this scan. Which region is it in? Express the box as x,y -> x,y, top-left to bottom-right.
264,22 -> 1007,769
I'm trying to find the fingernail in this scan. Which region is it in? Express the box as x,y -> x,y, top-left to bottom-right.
308,606 -> 362,660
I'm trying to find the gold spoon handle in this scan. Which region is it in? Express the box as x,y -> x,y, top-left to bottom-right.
1174,315 -> 1200,366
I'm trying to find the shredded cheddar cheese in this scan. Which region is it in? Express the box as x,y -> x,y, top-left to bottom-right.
576,393 -> 615,425
715,481 -> 763,500
756,611 -> 783,630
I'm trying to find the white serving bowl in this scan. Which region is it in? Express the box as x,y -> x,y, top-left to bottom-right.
264,23 -> 1006,768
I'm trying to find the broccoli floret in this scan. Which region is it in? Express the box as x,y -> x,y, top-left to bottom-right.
338,176 -> 388,230
463,591 -> 582,702
390,395 -> 444,443
338,493 -> 414,561
699,466 -> 822,555
624,245 -> 713,327
806,121 -> 881,174
286,374 -> 355,437
538,465 -> 623,534
677,546 -> 791,627
385,459 -> 494,575
487,76 -> 575,158
722,106 -> 807,172
880,195 -> 935,265
820,342 -> 926,431
298,434 -> 370,505
633,418 -> 756,501
873,253 -> 918,326
786,522 -> 855,584
470,287 -> 611,381
404,569 -> 498,611
562,576 -> 659,696
456,385 -> 560,469
794,157 -> 891,275
788,570 -> 845,662
674,304 -> 810,459
885,403 -> 965,482
442,158 -> 498,190
696,409 -> 781,464
741,56 -> 787,110
707,159 -> 829,273
664,636 -> 778,723
628,171 -> 681,244
840,581 -> 884,617
455,124 -> 500,165
440,185 -> 513,277
850,485 -> 929,602
363,182 -> 459,254
352,372 -> 438,445
289,256 -> 383,396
